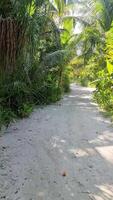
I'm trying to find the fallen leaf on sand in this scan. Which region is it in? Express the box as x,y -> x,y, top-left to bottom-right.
62,171 -> 67,177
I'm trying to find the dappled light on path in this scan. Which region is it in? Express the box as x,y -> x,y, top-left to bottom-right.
96,146 -> 113,165
94,184 -> 113,200
69,147 -> 96,158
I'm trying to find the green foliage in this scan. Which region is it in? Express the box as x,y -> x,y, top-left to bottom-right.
93,23 -> 113,114
0,107 -> 16,128
18,103 -> 34,118
0,0 -> 73,128
62,73 -> 70,92
0,64 -> 62,129
2,0 -> 113,128
74,4 -> 113,116
94,71 -> 113,112
95,0 -> 113,31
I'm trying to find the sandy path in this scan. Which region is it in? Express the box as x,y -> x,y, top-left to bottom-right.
0,84 -> 113,200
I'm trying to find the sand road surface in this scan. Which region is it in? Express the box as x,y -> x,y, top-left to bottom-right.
0,84 -> 113,200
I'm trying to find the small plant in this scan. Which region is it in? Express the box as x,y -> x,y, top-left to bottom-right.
18,103 -> 34,118
0,106 -> 16,129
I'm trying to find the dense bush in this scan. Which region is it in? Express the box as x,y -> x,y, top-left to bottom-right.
94,71 -> 113,113
0,64 -> 64,128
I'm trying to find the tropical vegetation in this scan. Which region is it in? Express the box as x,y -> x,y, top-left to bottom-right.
0,0 -> 113,129
74,0 -> 113,117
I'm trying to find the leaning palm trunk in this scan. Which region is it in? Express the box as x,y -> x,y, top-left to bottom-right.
0,17 -> 25,73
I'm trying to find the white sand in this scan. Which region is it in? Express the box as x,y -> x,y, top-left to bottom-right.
0,84 -> 113,200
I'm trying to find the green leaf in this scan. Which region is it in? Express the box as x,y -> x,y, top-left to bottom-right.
60,17 -> 73,44
107,60 -> 113,74
63,17 -> 73,32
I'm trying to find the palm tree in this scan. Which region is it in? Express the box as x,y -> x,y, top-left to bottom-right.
0,0 -> 47,72
43,0 -> 78,90
88,0 -> 113,31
